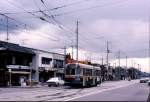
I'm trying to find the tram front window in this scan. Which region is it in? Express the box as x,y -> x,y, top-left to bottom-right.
66,66 -> 75,75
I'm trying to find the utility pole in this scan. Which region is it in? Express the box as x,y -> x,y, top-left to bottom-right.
63,46 -> 66,78
126,56 -> 128,79
76,21 -> 80,80
148,15 -> 150,89
106,41 -> 109,68
118,50 -> 121,67
102,57 -> 103,65
138,64 -> 140,78
106,41 -> 110,80
76,21 -> 79,64
126,56 -> 128,69
71,45 -> 74,60
64,46 -> 66,66
6,16 -> 9,41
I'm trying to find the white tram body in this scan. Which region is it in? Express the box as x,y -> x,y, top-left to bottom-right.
64,63 -> 101,87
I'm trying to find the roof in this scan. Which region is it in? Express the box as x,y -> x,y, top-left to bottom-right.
67,63 -> 101,70
0,41 -> 35,55
29,48 -> 64,56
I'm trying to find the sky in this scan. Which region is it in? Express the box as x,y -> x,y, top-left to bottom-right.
0,0 -> 150,72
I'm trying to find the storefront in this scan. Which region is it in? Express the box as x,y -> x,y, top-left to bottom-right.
0,41 -> 35,86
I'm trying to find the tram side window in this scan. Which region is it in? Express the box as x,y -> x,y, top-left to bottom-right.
83,69 -> 86,76
96,70 -> 98,76
85,69 -> 87,76
85,69 -> 92,76
96,70 -> 100,76
93,70 -> 96,76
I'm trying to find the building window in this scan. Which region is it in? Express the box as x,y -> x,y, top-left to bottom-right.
42,57 -> 52,65
54,59 -> 64,68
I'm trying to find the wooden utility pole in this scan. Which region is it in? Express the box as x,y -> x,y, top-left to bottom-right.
6,16 -> 9,41
76,21 -> 79,64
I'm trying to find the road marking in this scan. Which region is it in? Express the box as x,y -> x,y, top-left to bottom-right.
64,81 -> 138,101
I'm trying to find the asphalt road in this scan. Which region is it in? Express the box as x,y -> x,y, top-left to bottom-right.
70,83 -> 149,101
0,80 -> 148,101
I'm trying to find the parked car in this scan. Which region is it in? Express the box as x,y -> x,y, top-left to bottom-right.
148,80 -> 150,86
47,77 -> 64,87
140,78 -> 149,83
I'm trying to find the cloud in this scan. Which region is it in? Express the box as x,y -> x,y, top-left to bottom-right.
81,19 -> 149,57
0,0 -> 149,72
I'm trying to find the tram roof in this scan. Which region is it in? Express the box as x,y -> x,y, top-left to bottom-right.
67,63 -> 101,70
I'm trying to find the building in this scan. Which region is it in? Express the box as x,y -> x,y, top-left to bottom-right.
0,41 -> 64,86
0,41 -> 35,86
34,49 -> 64,83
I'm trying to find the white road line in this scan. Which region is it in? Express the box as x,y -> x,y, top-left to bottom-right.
64,81 -> 138,101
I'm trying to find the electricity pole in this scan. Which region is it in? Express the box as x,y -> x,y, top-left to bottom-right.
71,45 -> 74,60
102,57 -> 104,65
6,16 -> 9,41
148,15 -> 150,93
106,41 -> 110,80
0,14 -> 9,41
126,56 -> 128,69
126,56 -> 128,79
147,15 -> 150,102
63,46 -> 67,78
64,46 -> 66,66
118,50 -> 121,67
76,21 -> 80,80
106,41 -> 109,68
76,21 -> 79,64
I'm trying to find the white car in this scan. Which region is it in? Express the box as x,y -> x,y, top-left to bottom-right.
47,77 -> 64,87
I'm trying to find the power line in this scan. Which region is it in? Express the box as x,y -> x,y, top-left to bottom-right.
3,0 -> 89,15
52,0 -> 129,17
0,13 -> 64,42
1,1 -> 73,44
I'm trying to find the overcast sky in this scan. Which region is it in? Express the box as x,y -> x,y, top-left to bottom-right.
0,0 -> 150,72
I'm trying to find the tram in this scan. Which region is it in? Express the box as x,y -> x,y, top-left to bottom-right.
64,63 -> 101,87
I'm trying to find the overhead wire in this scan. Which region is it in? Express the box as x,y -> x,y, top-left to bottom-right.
2,2 -> 131,56
0,12 -> 60,42
20,0 -> 75,44
52,0 -> 129,17
3,0 -> 90,15
2,0 -> 71,43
